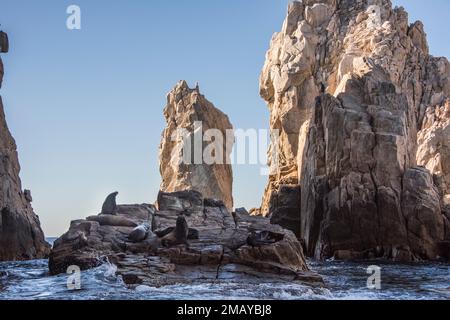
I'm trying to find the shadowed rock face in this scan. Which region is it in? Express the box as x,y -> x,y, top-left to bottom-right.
159,81 -> 234,211
0,34 -> 50,261
260,0 -> 450,261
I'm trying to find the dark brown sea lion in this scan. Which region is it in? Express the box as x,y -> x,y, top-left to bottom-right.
101,192 -> 119,215
86,215 -> 137,228
161,215 -> 189,247
155,227 -> 199,240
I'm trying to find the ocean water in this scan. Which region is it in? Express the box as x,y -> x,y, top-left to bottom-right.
0,239 -> 448,300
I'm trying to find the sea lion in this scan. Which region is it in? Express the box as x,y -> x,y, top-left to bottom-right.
155,227 -> 199,240
101,192 -> 118,215
161,215 -> 189,247
128,223 -> 151,243
86,215 -> 137,228
175,215 -> 189,243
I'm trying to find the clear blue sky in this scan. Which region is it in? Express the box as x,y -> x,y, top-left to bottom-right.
0,0 -> 449,236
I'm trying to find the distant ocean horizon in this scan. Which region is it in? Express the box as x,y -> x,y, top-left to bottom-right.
45,237 -> 57,246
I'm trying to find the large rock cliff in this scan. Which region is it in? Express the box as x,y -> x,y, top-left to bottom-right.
0,33 -> 50,261
159,81 -> 234,211
260,0 -> 450,261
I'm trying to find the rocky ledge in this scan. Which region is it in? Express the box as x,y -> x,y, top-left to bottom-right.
49,191 -> 321,288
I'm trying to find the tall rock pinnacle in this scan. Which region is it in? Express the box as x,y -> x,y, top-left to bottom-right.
159,81 -> 234,211
260,0 -> 450,261
0,32 -> 50,261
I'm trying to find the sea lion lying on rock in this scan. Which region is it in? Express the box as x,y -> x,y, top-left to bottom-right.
101,192 -> 119,215
246,230 -> 285,247
128,223 -> 151,243
86,215 -> 137,228
155,227 -> 199,240
160,215 -> 190,247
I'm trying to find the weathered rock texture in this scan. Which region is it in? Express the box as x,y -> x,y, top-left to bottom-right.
49,191 -> 320,287
260,0 -> 450,261
159,81 -> 234,211
417,100 -> 450,203
0,35 -> 50,261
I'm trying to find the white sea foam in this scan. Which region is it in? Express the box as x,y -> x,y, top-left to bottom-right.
0,259 -> 448,300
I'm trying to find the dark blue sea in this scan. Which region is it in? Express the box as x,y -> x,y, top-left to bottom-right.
0,238 -> 448,300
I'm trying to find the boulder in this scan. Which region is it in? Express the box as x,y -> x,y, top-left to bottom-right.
305,3 -> 332,28
157,190 -> 203,216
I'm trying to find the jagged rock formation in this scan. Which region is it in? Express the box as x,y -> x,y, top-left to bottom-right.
49,191 -> 319,287
0,33 -> 50,261
159,81 -> 234,211
260,0 -> 450,261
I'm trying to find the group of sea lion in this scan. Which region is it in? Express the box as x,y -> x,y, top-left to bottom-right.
100,192 -> 195,247
100,192 -> 284,249
127,216 -> 193,246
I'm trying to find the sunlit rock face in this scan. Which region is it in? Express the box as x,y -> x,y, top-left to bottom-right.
159,81 -> 234,211
0,33 -> 50,261
260,0 -> 450,261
